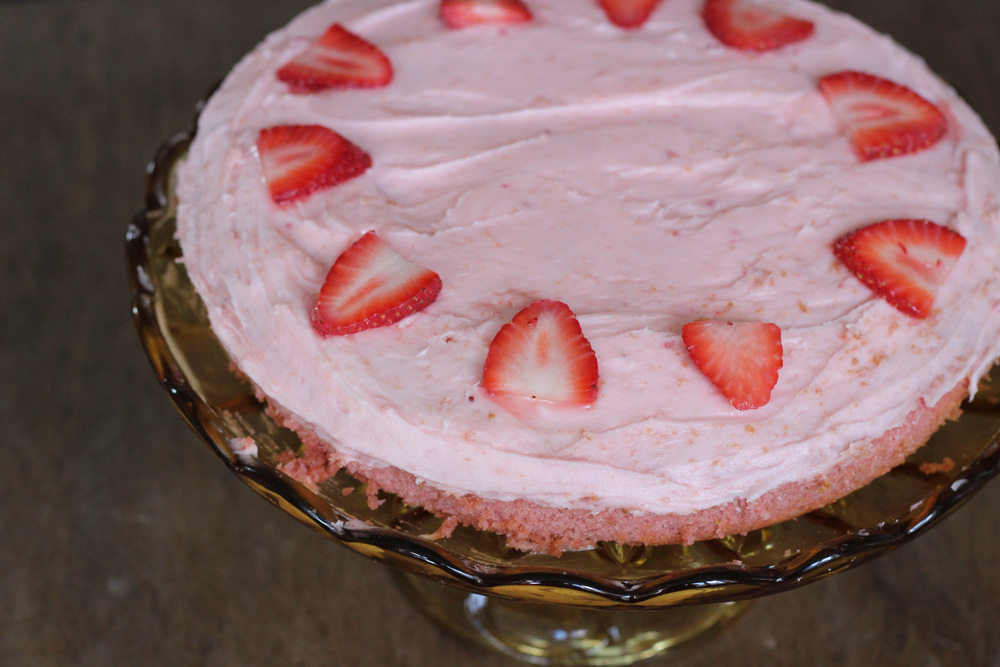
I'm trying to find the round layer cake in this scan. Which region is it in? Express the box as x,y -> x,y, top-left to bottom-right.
176,0 -> 1000,554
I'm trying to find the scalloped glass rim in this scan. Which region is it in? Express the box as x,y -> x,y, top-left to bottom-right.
126,122 -> 1000,609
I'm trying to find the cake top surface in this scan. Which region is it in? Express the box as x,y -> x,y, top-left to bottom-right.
177,0 -> 1000,516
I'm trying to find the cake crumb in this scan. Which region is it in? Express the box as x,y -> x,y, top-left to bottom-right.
229,436 -> 258,458
919,457 -> 955,475
366,486 -> 385,510
423,516 -> 459,541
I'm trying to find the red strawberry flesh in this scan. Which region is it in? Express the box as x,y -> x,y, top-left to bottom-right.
257,124 -> 372,205
833,219 -> 966,318
483,300 -> 599,406
599,0 -> 662,30
440,0 -> 533,28
276,24 -> 393,92
819,71 -> 947,161
702,0 -> 814,52
682,320 -> 783,410
312,232 -> 442,336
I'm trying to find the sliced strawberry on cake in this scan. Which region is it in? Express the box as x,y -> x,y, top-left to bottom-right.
819,71 -> 947,161
257,124 -> 372,205
598,0 -> 662,30
832,219 -> 966,319
440,0 -> 533,28
276,24 -> 393,92
483,300 -> 599,406
701,0 -> 814,51
682,320 -> 783,411
312,232 -> 443,336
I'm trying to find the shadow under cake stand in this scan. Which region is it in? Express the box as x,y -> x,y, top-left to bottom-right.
127,128 -> 1000,666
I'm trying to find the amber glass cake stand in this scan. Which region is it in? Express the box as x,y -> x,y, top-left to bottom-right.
127,128 -> 1000,666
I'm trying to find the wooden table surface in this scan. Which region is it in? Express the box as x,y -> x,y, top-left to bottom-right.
3,1 -> 998,665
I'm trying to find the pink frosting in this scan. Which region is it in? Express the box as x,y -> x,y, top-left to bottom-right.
177,0 -> 1000,516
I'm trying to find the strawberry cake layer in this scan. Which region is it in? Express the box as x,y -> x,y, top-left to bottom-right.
176,0 -> 1000,553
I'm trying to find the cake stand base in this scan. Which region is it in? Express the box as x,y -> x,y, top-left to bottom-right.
392,571 -> 752,665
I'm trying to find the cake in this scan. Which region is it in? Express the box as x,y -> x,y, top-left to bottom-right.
176,0 -> 1000,554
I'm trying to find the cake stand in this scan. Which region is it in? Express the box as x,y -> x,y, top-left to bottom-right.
127,126 -> 1000,666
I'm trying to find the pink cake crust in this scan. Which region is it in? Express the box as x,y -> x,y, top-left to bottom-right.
275,382 -> 965,555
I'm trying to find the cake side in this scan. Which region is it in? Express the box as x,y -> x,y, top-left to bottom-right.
176,0 -> 1000,551
274,382 -> 965,554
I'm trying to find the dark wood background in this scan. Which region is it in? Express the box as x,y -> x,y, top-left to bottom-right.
2,1 -> 998,665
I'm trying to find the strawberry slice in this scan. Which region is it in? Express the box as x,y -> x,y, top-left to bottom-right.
682,320 -> 783,411
832,219 -> 966,319
819,71 -> 947,161
276,24 -> 393,92
257,124 -> 371,205
312,232 -> 442,336
483,300 -> 599,406
439,0 -> 533,28
702,0 -> 814,51
599,0 -> 662,29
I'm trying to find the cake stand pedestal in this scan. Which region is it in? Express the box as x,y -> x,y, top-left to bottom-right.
127,129 -> 1000,667
392,571 -> 751,665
